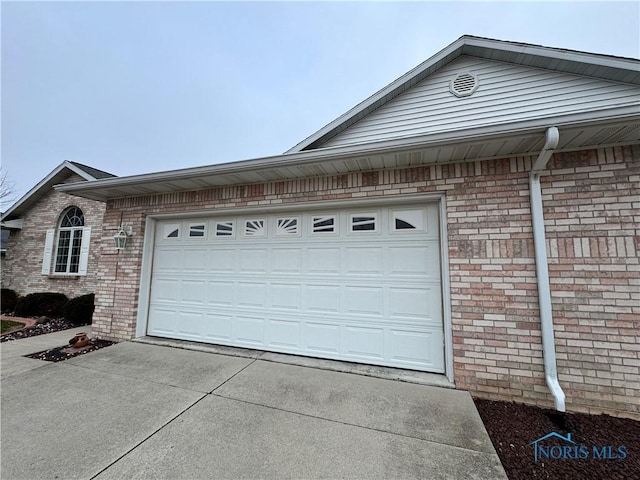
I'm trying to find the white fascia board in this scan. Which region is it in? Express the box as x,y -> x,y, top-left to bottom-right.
463,35 -> 640,72
1,161 -> 97,220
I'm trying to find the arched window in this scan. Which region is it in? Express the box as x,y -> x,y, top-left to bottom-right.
42,207 -> 91,275
55,207 -> 84,273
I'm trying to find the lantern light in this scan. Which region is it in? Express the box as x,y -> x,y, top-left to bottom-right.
113,225 -> 132,251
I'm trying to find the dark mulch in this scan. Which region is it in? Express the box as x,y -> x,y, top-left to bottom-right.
475,398 -> 640,480
0,318 -> 79,342
2,315 -> 114,361
26,338 -> 115,362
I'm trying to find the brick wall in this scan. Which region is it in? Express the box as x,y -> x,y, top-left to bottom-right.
544,147 -> 639,417
92,145 -> 639,418
1,173 -> 107,299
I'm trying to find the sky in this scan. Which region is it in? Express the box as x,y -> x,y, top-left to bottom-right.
2,1 -> 639,206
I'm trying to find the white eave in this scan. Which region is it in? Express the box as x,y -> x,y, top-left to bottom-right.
0,219 -> 24,230
56,113 -> 640,203
287,35 -> 640,153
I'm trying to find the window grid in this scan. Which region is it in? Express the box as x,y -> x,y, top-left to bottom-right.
189,224 -> 206,238
215,221 -> 234,237
312,216 -> 336,233
55,207 -> 84,274
350,214 -> 377,232
276,217 -> 299,235
244,219 -> 265,237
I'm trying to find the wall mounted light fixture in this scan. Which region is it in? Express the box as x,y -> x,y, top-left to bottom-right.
113,225 -> 133,251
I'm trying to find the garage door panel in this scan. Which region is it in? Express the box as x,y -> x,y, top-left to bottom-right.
148,307 -> 179,335
306,285 -> 340,313
209,249 -> 235,272
239,249 -> 267,273
305,322 -> 340,354
345,247 -> 384,275
183,249 -> 208,272
150,278 -> 179,303
306,248 -> 340,274
271,283 -> 302,310
237,282 -> 266,308
344,325 -> 385,360
182,280 -> 207,305
266,318 -> 300,349
148,204 -> 445,373
206,281 -> 234,306
271,248 -> 302,273
203,313 -> 233,341
176,311 -> 203,339
345,286 -> 384,316
389,286 -> 442,322
389,329 -> 444,372
388,245 -> 440,277
235,316 -> 265,346
153,248 -> 183,272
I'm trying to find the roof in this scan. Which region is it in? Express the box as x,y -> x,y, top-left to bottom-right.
1,161 -> 116,222
68,162 -> 116,180
287,35 -> 640,152
55,35 -> 639,203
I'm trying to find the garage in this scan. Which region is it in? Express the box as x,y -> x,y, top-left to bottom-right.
147,203 -> 445,372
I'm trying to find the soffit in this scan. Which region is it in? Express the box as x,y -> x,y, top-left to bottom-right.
56,118 -> 639,203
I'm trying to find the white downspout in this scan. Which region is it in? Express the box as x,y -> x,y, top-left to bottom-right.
530,126 -> 566,412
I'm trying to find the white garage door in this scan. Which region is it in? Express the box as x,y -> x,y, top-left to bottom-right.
147,204 -> 444,372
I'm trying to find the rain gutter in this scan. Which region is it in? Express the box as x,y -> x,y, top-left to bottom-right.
530,126 -> 565,412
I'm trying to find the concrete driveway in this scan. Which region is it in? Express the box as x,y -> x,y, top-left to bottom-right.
1,334 -> 506,480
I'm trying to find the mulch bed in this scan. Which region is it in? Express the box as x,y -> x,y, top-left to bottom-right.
475,398 -> 640,480
0,317 -> 78,342
26,338 -> 115,362
2,316 -> 115,361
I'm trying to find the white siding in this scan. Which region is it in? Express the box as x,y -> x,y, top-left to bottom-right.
322,56 -> 640,148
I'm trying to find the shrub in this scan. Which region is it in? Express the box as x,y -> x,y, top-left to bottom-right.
63,293 -> 95,326
14,292 -> 69,318
1,288 -> 19,313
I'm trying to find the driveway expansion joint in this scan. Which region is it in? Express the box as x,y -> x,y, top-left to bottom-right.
208,357 -> 258,395
209,391 -> 490,455
88,393 -> 208,480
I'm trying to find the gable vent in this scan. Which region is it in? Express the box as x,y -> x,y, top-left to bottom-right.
450,72 -> 478,97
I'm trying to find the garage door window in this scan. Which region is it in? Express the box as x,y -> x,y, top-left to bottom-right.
276,217 -> 299,236
163,224 -> 181,239
189,224 -> 206,238
215,221 -> 234,237
392,210 -> 425,231
350,213 -> 377,232
244,219 -> 265,237
312,215 -> 337,234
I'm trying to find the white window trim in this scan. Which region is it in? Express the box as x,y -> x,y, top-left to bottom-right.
43,226 -> 91,276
